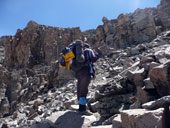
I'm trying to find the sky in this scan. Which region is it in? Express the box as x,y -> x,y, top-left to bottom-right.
0,0 -> 160,37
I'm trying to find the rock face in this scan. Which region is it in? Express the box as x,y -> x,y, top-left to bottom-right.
157,0 -> 170,29
95,0 -> 170,50
4,21 -> 82,69
1,0 -> 170,128
83,29 -> 96,47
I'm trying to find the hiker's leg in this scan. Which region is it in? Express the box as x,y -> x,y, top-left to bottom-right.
77,67 -> 91,111
79,74 -> 90,98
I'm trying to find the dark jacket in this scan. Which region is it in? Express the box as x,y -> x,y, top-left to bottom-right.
82,48 -> 99,77
70,48 -> 99,75
84,48 -> 99,63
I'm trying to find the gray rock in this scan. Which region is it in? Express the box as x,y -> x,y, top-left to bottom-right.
130,100 -> 141,109
149,61 -> 170,96
90,125 -> 112,128
136,86 -> 151,104
46,110 -> 96,128
142,95 -> 170,110
90,101 -> 100,113
143,78 -> 155,90
64,97 -> 77,109
31,121 -> 55,128
112,114 -> 122,128
130,68 -> 146,87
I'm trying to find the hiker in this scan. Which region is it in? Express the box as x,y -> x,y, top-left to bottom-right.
75,42 -> 99,114
59,40 -> 99,114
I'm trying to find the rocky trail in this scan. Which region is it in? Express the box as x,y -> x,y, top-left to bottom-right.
1,0 -> 170,128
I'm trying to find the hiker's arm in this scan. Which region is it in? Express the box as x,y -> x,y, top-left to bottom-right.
91,50 -> 99,62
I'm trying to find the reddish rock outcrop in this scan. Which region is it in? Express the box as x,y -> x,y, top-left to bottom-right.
4,21 -> 82,68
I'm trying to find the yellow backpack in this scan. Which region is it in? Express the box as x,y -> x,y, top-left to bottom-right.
59,47 -> 75,68
59,40 -> 85,71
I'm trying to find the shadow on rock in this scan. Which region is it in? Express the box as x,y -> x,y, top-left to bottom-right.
54,111 -> 85,128
31,120 -> 56,128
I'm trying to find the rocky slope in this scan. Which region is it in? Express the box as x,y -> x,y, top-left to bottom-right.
1,28 -> 170,128
1,0 -> 170,128
95,0 -> 170,50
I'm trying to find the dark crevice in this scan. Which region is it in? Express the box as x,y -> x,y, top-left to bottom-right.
163,104 -> 170,128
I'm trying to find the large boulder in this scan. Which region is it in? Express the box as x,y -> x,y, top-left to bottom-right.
46,110 -> 96,128
142,95 -> 170,110
121,108 -> 165,128
149,61 -> 170,96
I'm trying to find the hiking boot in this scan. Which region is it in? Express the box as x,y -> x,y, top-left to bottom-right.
77,110 -> 93,116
